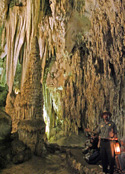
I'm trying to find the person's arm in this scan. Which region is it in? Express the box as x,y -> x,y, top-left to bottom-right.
84,127 -> 99,135
84,128 -> 91,132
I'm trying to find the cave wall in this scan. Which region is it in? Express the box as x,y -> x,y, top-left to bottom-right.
0,0 -> 124,140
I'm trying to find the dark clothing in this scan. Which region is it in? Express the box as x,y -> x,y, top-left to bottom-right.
88,135 -> 99,150
87,149 -> 101,164
95,119 -> 117,174
84,135 -> 101,165
100,140 -> 115,174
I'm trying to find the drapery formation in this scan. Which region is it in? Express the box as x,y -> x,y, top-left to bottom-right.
0,0 -> 124,140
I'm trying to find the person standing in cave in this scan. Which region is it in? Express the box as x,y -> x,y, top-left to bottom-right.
85,111 -> 117,174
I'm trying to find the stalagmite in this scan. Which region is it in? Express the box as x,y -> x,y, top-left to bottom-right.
0,0 -> 124,142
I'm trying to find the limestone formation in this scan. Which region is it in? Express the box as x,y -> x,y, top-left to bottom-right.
0,0 -> 124,143
18,119 -> 46,154
0,109 -> 12,168
11,139 -> 31,164
0,109 -> 12,141
0,0 -> 9,24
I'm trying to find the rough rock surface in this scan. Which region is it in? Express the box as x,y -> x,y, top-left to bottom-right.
0,0 -> 124,143
18,119 -> 46,154
11,139 -> 32,164
0,109 -> 12,140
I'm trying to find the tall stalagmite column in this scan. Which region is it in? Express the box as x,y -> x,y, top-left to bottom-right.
17,36 -> 46,154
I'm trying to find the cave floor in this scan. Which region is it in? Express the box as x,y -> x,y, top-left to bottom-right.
0,153 -> 71,174
0,132 -> 86,174
48,131 -> 88,147
0,132 -> 120,174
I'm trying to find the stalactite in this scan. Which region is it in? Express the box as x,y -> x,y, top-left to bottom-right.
1,0 -> 124,140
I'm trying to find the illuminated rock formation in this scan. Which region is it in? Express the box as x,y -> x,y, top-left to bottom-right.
0,0 -> 124,147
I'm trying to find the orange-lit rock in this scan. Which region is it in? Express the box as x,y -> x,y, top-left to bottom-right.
0,0 -> 123,143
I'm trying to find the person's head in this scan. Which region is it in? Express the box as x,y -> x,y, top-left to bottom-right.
121,137 -> 125,146
101,111 -> 112,121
